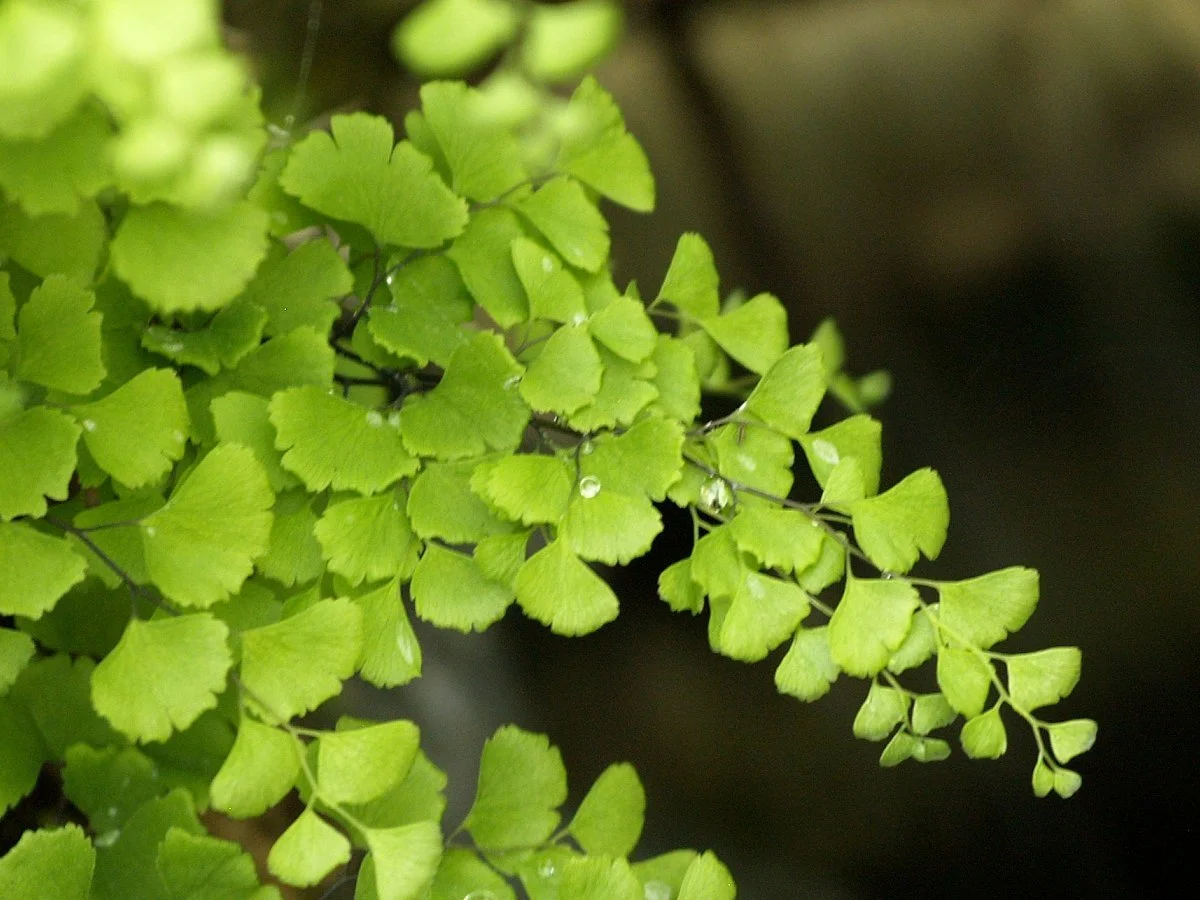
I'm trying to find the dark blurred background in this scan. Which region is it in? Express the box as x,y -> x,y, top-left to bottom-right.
225,1 -> 1200,895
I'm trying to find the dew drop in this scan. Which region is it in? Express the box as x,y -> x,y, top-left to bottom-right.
387,411 -> 402,428
699,477 -> 731,513
94,829 -> 120,848
643,881 -> 672,900
570,312 -> 587,326
365,410 -> 384,427
541,255 -> 555,273
748,577 -> 765,599
579,439 -> 594,456
537,860 -> 557,879
386,272 -> 395,286
503,375 -> 521,390
396,632 -> 417,666
161,339 -> 184,354
736,452 -> 757,472
812,438 -> 840,466
578,475 -> 601,498
82,418 -> 97,432
144,526 -> 156,538
463,892 -> 498,900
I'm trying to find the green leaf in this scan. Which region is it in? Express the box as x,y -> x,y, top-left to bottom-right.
656,233 -> 719,320
0,626 -> 34,694
558,78 -> 654,212
0,697 -> 46,816
936,647 -> 993,719
368,255 -> 472,367
446,207 -> 530,328
318,719 -> 419,806
657,558 -> 703,614
523,0 -> 622,82
911,692 -> 957,735
588,294 -> 657,364
363,821 -> 443,900
565,345 -> 658,432
351,579 -> 422,687
580,417 -> 684,502
515,538 -> 619,635
0,825 -> 94,900
564,489 -> 662,565
0,199 -> 104,282
407,460 -> 512,543
221,327 -> 335,398
774,626 -> 839,701
157,828 -> 268,900
1047,719 -> 1098,764
798,415 -> 882,497
699,293 -> 788,375
392,0 -> 518,78
852,682 -> 909,741
936,567 -> 1038,650
710,572 -> 809,662
0,102 -> 110,215
0,407 -> 79,519
677,851 -> 736,900
257,491 -> 324,587
848,468 -> 948,574
796,533 -> 846,595
729,507 -> 824,574
880,732 -> 951,767
1006,647 -> 1082,712
0,522 -> 86,618
511,237 -> 586,324
91,614 -> 232,743
708,419 -> 794,498
111,202 -> 270,314
314,490 -> 421,586
270,386 -> 418,494
411,544 -> 513,632
14,275 -> 104,394
240,598 -> 362,722
887,605 -> 937,674
1053,767 -> 1083,799
70,369 -> 188,487
267,809 -> 350,889
1032,758 -> 1055,797
556,856 -> 641,900
142,444 -> 274,608
420,81 -> 526,202
91,790 -> 204,900
743,343 -> 825,440
344,748 -> 447,831
141,300 -> 267,376
428,848 -> 516,900
632,850 -> 698,898
464,725 -> 567,851
280,113 -> 467,248
241,238 -> 351,338
0,0 -> 86,139
209,717 -> 300,818
209,392 -> 294,492
568,763 -> 645,857
960,706 -> 1007,759
400,332 -> 529,459
827,576 -> 920,677
689,526 -> 742,599
647,334 -> 700,422
519,323 -> 603,414
474,530 -> 530,589
10,654 -> 117,757
515,176 -> 609,273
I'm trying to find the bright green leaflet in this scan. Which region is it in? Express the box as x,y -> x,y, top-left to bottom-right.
267,809 -> 350,889
0,522 -> 87,618
0,825 -> 94,900
464,725 -> 568,851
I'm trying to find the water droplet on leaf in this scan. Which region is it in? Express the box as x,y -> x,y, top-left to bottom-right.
503,375 -> 521,390
578,475 -> 601,498
699,476 -> 731,513
82,419 -> 97,432
571,312 -> 587,326
463,892 -> 498,900
365,411 -> 384,427
579,439 -> 594,455
537,860 -> 557,879
643,881 -> 672,900
541,255 -> 555,273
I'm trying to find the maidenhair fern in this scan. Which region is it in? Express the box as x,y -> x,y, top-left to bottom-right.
0,0 -> 1094,897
